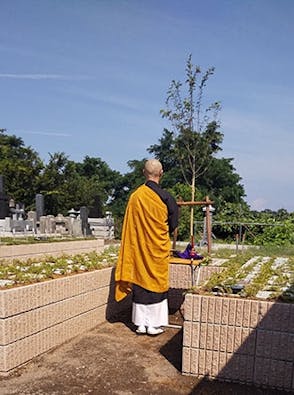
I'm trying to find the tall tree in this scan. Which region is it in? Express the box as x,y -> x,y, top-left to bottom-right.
75,156 -> 122,217
0,128 -> 44,209
38,152 -> 73,215
39,154 -> 122,216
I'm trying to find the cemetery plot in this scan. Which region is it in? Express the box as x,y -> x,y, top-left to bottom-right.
0,246 -> 119,288
202,254 -> 293,302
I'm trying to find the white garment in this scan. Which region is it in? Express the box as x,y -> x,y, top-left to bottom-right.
132,299 -> 168,327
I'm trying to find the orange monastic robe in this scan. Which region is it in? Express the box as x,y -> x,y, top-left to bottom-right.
115,184 -> 170,302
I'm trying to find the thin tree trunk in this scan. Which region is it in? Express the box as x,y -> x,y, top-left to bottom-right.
190,169 -> 195,242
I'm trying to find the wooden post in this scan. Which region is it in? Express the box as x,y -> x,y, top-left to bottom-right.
172,227 -> 178,251
205,196 -> 212,254
175,197 -> 213,254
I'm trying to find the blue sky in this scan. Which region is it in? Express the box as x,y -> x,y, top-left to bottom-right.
1,0 -> 293,212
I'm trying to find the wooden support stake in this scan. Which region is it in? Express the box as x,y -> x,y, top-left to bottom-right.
173,196 -> 214,255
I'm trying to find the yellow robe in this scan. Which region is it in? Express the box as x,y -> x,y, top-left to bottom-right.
115,184 -> 170,302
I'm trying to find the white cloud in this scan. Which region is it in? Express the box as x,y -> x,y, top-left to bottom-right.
18,130 -> 71,137
57,86 -> 147,113
0,73 -> 91,80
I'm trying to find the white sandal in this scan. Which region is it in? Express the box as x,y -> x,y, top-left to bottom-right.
135,325 -> 147,334
147,327 -> 164,336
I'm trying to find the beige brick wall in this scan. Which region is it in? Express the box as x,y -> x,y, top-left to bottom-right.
182,293 -> 294,392
0,267 -> 131,375
0,239 -> 105,261
0,262 -> 191,374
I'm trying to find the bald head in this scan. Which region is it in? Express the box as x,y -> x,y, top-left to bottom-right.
143,159 -> 163,182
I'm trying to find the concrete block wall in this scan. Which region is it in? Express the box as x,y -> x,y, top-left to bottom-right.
0,261 -> 206,375
0,262 -> 189,375
182,293 -> 294,392
0,239 -> 105,261
0,267 -> 131,374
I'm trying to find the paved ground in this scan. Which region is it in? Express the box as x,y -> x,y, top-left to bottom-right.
0,310 -> 288,395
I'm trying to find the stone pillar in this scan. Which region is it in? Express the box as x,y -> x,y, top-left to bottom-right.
72,219 -> 82,237
47,215 -> 56,234
35,194 -> 44,221
27,211 -> 37,232
39,216 -> 47,234
0,175 -> 9,219
80,206 -> 90,236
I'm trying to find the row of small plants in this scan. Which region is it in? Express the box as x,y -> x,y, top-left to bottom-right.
0,245 -> 119,288
196,248 -> 294,302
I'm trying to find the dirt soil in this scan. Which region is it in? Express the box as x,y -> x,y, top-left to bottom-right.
0,310 -> 287,395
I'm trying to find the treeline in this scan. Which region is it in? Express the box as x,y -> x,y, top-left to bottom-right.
0,128 -> 293,245
1,56 -> 293,245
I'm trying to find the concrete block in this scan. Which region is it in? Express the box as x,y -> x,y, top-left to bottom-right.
192,295 -> 201,322
190,348 -> 198,375
221,298 -> 229,325
213,298 -> 222,324
228,298 -> 237,326
198,349 -> 206,376
206,324 -> 214,351
211,351 -> 219,377
183,293 -> 193,321
212,324 -> 221,351
235,299 -> 244,327
200,296 -> 209,323
183,321 -> 192,347
199,323 -> 207,349
226,326 -> 235,353
249,300 -> 259,328
233,326 -> 242,353
219,325 -> 227,352
207,297 -> 215,323
204,349 -> 213,375
191,322 -> 200,348
182,346 -> 191,374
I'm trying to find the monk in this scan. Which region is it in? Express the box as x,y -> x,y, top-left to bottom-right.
115,159 -> 178,336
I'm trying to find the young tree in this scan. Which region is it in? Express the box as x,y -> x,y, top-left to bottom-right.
159,55 -> 223,236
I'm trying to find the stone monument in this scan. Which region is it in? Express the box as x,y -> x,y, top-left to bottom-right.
0,175 -> 9,219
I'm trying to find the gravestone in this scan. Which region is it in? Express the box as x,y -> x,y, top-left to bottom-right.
35,194 -> 44,221
0,175 -> 9,219
27,211 -> 37,231
80,206 -> 91,236
39,216 -> 47,234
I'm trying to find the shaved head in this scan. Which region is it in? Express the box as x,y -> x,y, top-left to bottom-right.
143,159 -> 163,179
